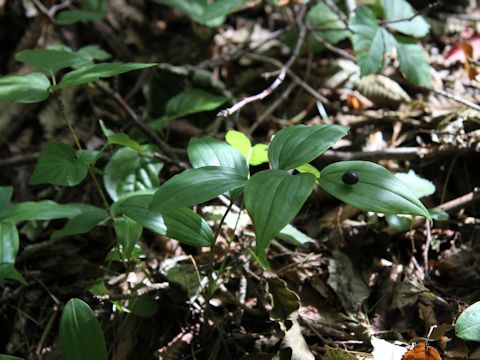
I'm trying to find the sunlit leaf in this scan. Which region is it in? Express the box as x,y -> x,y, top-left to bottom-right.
0,72 -> 50,103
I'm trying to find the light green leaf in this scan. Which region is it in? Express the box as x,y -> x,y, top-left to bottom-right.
306,3 -> 349,44
0,201 -> 100,222
349,7 -> 388,76
78,45 -> 111,61
15,49 -> 92,75
53,63 -> 156,90
104,147 -> 163,201
278,224 -> 315,246
250,143 -> 269,166
119,194 -> 213,246
51,208 -> 108,240
151,166 -> 247,212
0,72 -> 50,103
187,137 -> 248,177
395,170 -> 435,199
99,120 -> 145,153
244,170 -> 316,261
318,161 -> 431,218
29,143 -> 89,186
381,0 -> 430,38
60,298 -> 107,360
0,222 -> 19,264
395,35 -> 431,87
268,125 -> 348,170
225,130 -> 251,159
0,354 -> 25,360
455,301 -> 480,341
296,163 -> 320,179
114,216 -> 142,260
160,88 -> 229,122
149,0 -> 247,27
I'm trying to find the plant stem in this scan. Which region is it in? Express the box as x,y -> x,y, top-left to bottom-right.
53,92 -> 112,214
207,200 -> 234,299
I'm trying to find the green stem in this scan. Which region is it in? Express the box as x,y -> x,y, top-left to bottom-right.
53,92 -> 112,215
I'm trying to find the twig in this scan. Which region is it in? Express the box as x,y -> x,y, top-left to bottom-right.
432,88 -> 480,112
217,4 -> 308,117
439,187 -> 480,213
95,282 -> 170,301
95,81 -> 185,166
0,152 -> 39,169
379,1 -> 440,26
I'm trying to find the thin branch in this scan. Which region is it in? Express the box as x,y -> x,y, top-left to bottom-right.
432,88 -> 480,112
379,1 -> 440,26
0,153 -> 39,169
217,4 -> 308,117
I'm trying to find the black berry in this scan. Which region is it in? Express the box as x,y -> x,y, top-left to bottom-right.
342,171 -> 359,185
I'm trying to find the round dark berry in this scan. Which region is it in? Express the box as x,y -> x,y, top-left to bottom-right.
342,171 -> 359,185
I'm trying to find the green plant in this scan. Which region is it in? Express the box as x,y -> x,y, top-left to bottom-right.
456,301 -> 480,342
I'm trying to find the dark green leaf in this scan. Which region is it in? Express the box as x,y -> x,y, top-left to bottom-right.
266,274 -> 300,320
318,161 -> 431,218
119,194 -> 213,246
128,295 -> 159,318
0,201 -> 100,222
268,125 -> 348,170
455,301 -> 480,341
0,354 -> 25,360
114,216 -> 142,260
53,63 -> 156,90
349,7 -> 387,76
151,166 -> 247,212
29,143 -> 89,186
15,49 -> 92,74
78,45 -> 111,61
244,170 -> 316,261
0,72 -> 50,103
104,147 -> 163,201
187,137 -> 249,178
149,0 -> 247,27
60,298 -> 107,360
395,35 -> 431,87
56,9 -> 105,25
381,0 -> 430,37
76,150 -> 102,166
160,88 -> 229,122
0,187 -> 13,208
306,3 -> 350,44
0,264 -> 27,287
51,208 -> 108,240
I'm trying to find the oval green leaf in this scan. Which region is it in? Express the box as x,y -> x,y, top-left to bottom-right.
225,130 -> 252,159
244,170 -> 316,260
318,161 -> 431,218
59,298 -> 107,360
51,208 -> 108,240
119,194 -> 212,247
268,125 -> 348,170
0,72 -> 50,103
15,49 -> 92,74
455,301 -> 480,342
187,137 -> 248,178
151,166 -> 247,212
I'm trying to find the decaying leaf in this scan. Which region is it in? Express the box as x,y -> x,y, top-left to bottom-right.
355,74 -> 411,108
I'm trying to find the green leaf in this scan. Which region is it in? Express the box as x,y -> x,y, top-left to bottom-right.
267,275 -> 300,320
60,298 -> 107,360
76,150 -> 102,166
0,263 -> 27,287
395,35 -> 431,87
151,166 -> 247,212
349,7 -> 388,76
149,0 -> 247,27
455,301 -> 480,341
381,0 -> 430,37
0,354 -> 25,360
29,143 -> 89,186
53,63 -> 156,90
250,143 -> 269,166
56,9 -> 105,25
268,125 -> 348,170
51,208 -> 108,240
119,194 -> 213,246
0,72 -> 50,103
306,3 -> 350,44
278,224 -> 315,246
78,45 -> 111,61
99,120 -> 145,153
0,187 -> 13,208
104,147 -> 164,201
0,201 -> 100,222
244,170 -> 316,260
225,130 -> 252,159
395,170 -> 435,199
15,49 -> 92,75
187,137 -> 249,177
128,295 -> 159,318
318,161 -> 431,218
296,163 -> 321,179
160,88 -> 229,122
0,222 -> 19,264
114,216 -> 142,260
